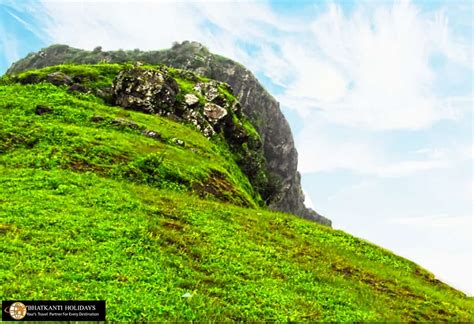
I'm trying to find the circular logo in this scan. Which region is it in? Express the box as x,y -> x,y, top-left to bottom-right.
8,302 -> 27,320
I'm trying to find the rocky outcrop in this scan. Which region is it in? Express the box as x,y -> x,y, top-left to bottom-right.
111,67 -> 237,140
113,68 -> 179,115
6,42 -> 331,226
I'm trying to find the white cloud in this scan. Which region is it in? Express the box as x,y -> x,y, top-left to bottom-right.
295,119 -> 466,176
0,23 -> 20,64
36,0 -> 289,71
388,214 -> 472,228
429,8 -> 473,70
280,40 -> 348,105
296,116 -> 472,177
298,138 -> 450,177
274,1 -> 472,130
297,124 -> 379,174
38,1 -> 204,51
378,159 -> 448,177
0,7 -> 23,64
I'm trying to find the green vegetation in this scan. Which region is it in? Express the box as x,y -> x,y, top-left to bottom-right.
0,81 -> 257,207
8,63 -> 273,205
12,63 -> 123,89
1,64 -> 473,321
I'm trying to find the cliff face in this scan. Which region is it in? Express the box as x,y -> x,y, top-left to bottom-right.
7,41 -> 331,226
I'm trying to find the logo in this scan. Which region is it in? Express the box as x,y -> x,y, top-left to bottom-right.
6,302 -> 27,320
2,300 -> 106,321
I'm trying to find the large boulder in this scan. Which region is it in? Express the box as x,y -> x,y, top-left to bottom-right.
184,93 -> 199,106
203,103 -> 227,125
45,71 -> 73,86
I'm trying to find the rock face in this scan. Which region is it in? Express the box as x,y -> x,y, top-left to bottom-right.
110,67 -> 237,141
203,103 -> 228,124
113,68 -> 179,114
6,42 -> 331,226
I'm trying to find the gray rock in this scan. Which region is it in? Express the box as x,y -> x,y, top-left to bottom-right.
112,68 -> 179,114
184,93 -> 199,106
203,103 -> 227,124
35,105 -> 53,115
303,208 -> 332,227
68,83 -> 89,93
45,72 -> 73,86
170,138 -> 185,146
111,118 -> 139,129
142,130 -> 163,141
195,81 -> 220,102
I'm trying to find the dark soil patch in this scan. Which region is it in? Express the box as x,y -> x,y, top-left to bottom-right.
192,170 -> 251,207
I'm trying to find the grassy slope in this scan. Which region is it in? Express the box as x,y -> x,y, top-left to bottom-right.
0,67 -> 473,321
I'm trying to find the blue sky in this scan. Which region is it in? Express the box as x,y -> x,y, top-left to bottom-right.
1,0 -> 472,294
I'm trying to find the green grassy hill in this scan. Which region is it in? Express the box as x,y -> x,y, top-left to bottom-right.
0,64 -> 472,321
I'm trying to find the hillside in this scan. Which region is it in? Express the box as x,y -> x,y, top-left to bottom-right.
0,63 -> 473,321
6,42 -> 330,224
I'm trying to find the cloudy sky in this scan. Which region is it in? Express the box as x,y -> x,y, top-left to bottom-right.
1,0 -> 472,294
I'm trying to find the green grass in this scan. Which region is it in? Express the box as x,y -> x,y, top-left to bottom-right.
0,82 -> 258,207
11,63 -> 124,89
1,168 -> 472,321
0,65 -> 473,321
